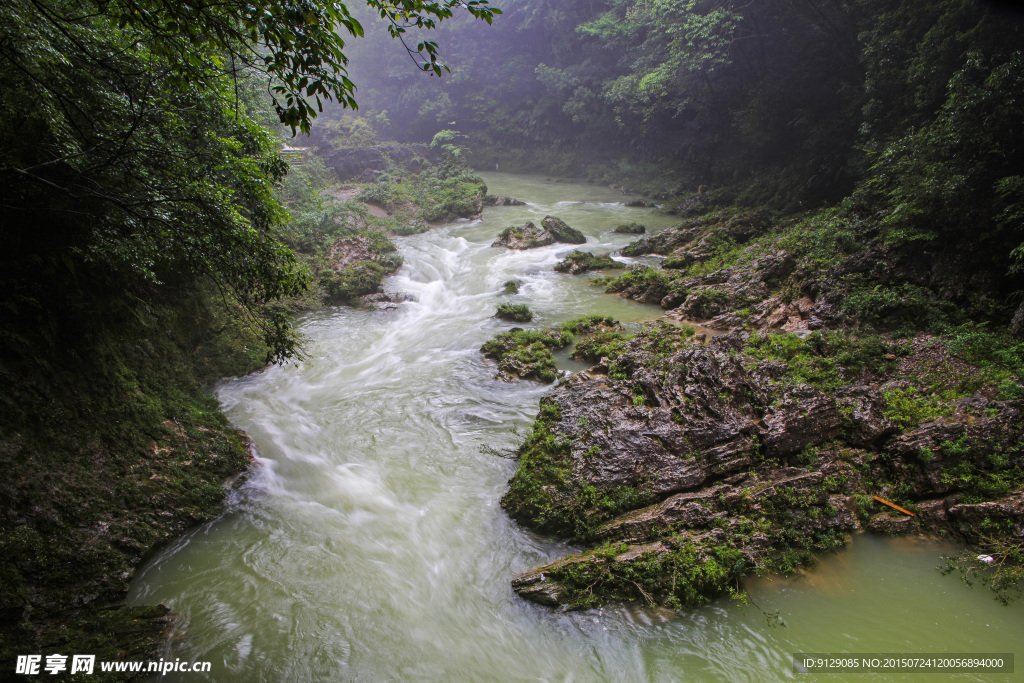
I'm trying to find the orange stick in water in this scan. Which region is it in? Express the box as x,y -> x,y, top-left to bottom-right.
872,495 -> 916,516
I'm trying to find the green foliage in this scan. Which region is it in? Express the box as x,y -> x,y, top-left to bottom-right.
503,280 -> 521,294
842,284 -> 956,333
605,265 -> 673,300
745,331 -> 896,391
480,329 -> 570,383
572,331 -> 630,363
551,542 -> 744,610
495,303 -> 534,322
882,387 -> 953,430
321,262 -> 393,304
558,315 -> 619,337
357,166 -> 487,223
944,323 -> 1024,394
942,529 -> 1024,606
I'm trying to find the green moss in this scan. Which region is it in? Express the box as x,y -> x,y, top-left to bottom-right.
614,222 -> 646,234
882,386 -> 953,430
572,331 -> 630,363
554,250 -> 621,273
502,280 -> 521,294
605,265 -> 673,300
842,283 -> 958,333
480,329 -> 570,382
745,331 -> 897,391
321,261 -> 392,304
550,541 -> 745,610
558,315 -> 618,337
0,281 -> 258,663
495,303 -> 533,322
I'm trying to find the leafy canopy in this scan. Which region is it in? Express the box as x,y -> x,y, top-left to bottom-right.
0,0 -> 498,364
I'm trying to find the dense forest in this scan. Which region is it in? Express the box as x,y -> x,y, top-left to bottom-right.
1,0 -> 1023,676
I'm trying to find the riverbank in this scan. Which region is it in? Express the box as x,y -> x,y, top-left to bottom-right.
495,200 -> 1024,609
0,282 -> 264,680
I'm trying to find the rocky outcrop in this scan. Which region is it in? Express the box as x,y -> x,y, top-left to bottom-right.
555,250 -> 622,275
358,291 -> 414,309
329,235 -> 376,268
492,222 -> 554,249
493,216 -> 586,249
498,323 -> 1024,609
321,232 -> 403,304
614,223 -> 646,234
542,216 -> 586,244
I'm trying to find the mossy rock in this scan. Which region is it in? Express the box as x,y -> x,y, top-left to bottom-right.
495,303 -> 533,323
555,250 -> 622,275
614,222 -> 646,234
542,216 -> 586,244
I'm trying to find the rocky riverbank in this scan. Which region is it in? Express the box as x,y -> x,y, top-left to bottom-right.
495,205 -> 1024,610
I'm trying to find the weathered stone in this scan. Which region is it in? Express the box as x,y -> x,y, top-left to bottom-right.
595,485 -> 733,542
555,250 -> 621,275
492,222 -> 555,249
867,512 -> 919,535
835,385 -> 896,447
541,216 -> 586,244
761,384 -> 842,457
510,571 -> 568,607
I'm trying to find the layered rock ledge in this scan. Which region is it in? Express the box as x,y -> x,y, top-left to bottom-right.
499,324 -> 1024,609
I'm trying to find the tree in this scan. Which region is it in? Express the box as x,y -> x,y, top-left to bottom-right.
0,0 -> 499,365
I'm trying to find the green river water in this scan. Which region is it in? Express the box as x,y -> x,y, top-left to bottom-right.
128,173 -> 1024,682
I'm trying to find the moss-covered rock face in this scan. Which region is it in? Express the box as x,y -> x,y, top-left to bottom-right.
541,216 -> 586,244
492,222 -> 556,250
480,316 -> 622,384
484,194 -> 525,206
481,329 -> 570,383
492,216 -> 586,250
495,303 -> 533,323
613,223 -> 646,234
500,323 -> 1024,609
0,284 -> 262,670
319,231 -> 404,305
554,250 -> 622,275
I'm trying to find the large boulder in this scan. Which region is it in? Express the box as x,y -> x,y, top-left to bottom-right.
541,216 -> 586,244
492,222 -> 555,249
492,217 -> 586,249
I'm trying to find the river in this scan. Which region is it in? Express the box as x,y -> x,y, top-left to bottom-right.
128,172 -> 1024,682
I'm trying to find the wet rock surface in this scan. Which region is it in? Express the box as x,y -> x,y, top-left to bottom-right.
492,222 -> 556,250
555,250 -> 622,275
493,216 -> 586,249
541,216 -> 586,244
498,323 -> 1024,609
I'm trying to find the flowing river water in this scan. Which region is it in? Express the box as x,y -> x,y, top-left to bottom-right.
129,173 -> 1024,681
